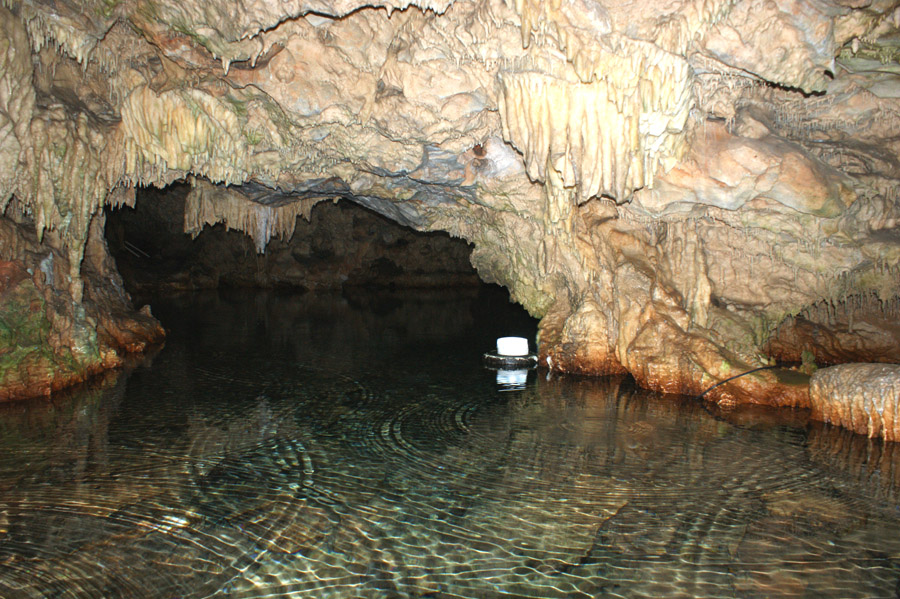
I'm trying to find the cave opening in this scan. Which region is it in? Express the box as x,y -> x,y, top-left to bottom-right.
102,180 -> 540,353
104,181 -> 487,295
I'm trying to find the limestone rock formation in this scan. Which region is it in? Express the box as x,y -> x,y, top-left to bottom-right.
810,363 -> 900,441
0,210 -> 163,399
0,0 -> 899,434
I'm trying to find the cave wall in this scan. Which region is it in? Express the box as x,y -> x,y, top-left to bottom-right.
0,208 -> 163,399
1,0 -> 900,435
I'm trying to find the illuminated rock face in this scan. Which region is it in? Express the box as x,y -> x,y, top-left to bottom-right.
1,0 -> 900,432
810,364 -> 900,441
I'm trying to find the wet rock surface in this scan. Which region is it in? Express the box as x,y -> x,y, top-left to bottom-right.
0,214 -> 163,401
810,363 -> 900,441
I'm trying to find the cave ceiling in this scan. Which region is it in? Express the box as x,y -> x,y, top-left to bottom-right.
2,0 -> 900,417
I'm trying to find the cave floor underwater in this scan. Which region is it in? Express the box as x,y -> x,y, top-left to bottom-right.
0,286 -> 899,599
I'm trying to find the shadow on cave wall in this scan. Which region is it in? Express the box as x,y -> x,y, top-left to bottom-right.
105,183 -> 482,296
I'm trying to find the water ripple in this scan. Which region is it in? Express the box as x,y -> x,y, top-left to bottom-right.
2,290 -> 900,598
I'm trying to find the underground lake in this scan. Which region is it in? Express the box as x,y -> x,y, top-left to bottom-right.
1,286 -> 899,599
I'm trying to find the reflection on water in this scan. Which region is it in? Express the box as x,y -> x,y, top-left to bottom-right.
1,288 -> 900,598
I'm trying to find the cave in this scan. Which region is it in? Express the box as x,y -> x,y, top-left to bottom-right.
3,0 -> 900,595
104,182 -> 485,293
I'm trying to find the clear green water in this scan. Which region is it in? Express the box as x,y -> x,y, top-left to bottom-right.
2,288 -> 900,598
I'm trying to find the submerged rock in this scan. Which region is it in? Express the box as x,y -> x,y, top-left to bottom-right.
810,364 -> 900,441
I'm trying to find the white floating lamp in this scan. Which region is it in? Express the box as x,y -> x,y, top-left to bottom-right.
483,335 -> 538,375
497,336 -> 529,356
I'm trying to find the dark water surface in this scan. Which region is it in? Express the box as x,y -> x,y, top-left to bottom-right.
2,288 -> 900,598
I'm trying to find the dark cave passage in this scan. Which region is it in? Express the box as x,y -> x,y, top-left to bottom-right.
104,183 -> 483,296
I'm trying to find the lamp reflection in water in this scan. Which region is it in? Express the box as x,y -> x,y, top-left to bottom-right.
496,368 -> 529,391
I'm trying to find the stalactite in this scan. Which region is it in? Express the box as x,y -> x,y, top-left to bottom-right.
498,39 -> 692,204
183,179 -> 326,253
